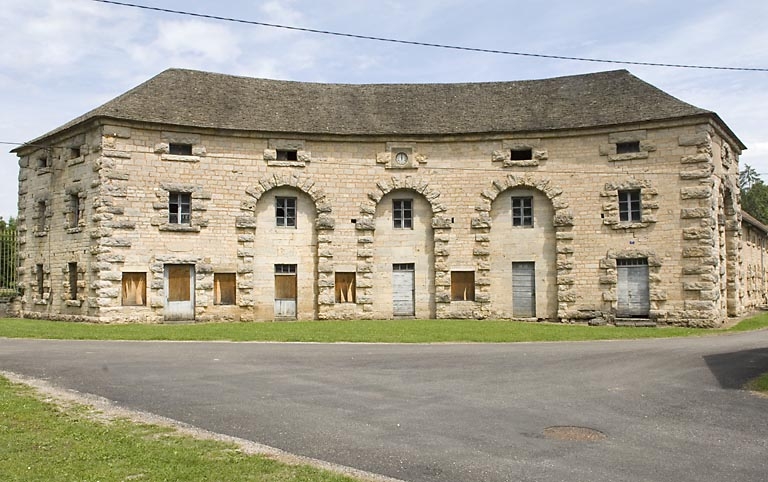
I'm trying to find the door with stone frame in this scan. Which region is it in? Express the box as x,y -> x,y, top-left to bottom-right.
392,263 -> 415,317
274,264 -> 297,320
512,262 -> 536,317
164,264 -> 195,321
616,258 -> 650,317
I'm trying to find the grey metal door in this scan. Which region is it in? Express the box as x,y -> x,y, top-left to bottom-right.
617,258 -> 650,317
164,264 -> 195,321
393,263 -> 415,316
512,262 -> 536,317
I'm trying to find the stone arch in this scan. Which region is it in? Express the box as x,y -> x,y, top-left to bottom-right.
471,174 -> 574,320
355,176 -> 451,318
235,174 -> 335,320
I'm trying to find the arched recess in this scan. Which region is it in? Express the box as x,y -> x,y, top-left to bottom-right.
720,184 -> 741,317
236,174 -> 335,320
355,176 -> 451,319
471,174 -> 574,320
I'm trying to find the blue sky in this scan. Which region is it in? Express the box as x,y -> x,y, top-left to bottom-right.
1,0 -> 766,220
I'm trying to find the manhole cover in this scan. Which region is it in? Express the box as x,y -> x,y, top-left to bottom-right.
543,426 -> 606,441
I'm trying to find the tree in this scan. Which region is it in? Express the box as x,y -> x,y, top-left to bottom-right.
740,163 -> 761,191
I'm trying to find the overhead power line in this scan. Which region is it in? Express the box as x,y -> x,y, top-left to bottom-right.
91,0 -> 767,72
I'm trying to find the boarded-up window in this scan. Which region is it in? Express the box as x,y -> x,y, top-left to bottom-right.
68,262 -> 78,300
274,264 -> 297,299
214,273 -> 236,305
167,265 -> 191,302
451,271 -> 475,301
335,272 -> 356,303
122,272 -> 146,306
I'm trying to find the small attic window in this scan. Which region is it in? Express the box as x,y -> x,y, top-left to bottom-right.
70,147 -> 81,159
511,148 -> 533,161
169,143 -> 193,156
37,154 -> 49,168
616,141 -> 640,154
277,149 -> 298,161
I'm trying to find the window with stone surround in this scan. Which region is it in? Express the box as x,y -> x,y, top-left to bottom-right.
618,190 -> 642,222
511,196 -> 533,227
169,143 -> 193,156
69,194 -> 80,228
451,271 -> 475,301
68,262 -> 78,301
121,272 -> 146,306
277,149 -> 298,161
616,141 -> 640,154
214,273 -> 236,305
275,197 -> 297,227
36,264 -> 45,298
36,201 -> 46,232
393,199 -> 413,229
335,272 -> 356,303
168,192 -> 191,224
511,148 -> 533,161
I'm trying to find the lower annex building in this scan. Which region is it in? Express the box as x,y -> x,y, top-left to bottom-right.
12,69 -> 765,327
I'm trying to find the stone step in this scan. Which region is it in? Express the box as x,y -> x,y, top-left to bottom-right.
615,319 -> 657,328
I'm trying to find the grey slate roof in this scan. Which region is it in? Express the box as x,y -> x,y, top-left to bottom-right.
24,68 -> 737,145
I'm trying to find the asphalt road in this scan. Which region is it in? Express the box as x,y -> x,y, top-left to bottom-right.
1,330 -> 768,482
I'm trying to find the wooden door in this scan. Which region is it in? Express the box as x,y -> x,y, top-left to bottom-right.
164,264 -> 195,321
274,264 -> 297,320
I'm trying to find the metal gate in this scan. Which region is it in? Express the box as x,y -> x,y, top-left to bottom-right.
274,264 -> 297,320
617,258 -> 650,317
512,262 -> 536,317
0,226 -> 17,299
393,263 -> 415,316
164,264 -> 195,321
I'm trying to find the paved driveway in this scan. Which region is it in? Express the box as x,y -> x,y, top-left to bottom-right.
1,330 -> 768,482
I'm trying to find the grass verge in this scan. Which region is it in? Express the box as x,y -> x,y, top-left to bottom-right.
745,372 -> 768,394
1,313 -> 767,343
0,375 -> 359,482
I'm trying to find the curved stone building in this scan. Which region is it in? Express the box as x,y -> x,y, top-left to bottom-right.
13,69 -> 750,326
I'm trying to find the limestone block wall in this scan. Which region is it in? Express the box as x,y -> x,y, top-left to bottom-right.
741,220 -> 768,310
15,117 -> 748,326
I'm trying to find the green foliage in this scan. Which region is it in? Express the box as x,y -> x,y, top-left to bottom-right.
740,164 -> 768,224
0,376 -> 358,482
1,316 -> 767,343
0,218 -> 18,297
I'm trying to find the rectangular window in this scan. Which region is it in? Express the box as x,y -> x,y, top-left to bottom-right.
275,197 -> 297,227
616,141 -> 640,154
37,154 -> 49,168
36,264 -> 44,298
214,273 -> 236,305
37,201 -> 46,231
70,194 -> 80,227
276,149 -> 298,161
511,197 -> 533,227
393,199 -> 413,229
619,190 -> 642,222
393,263 -> 415,271
451,271 -> 475,301
68,262 -> 78,300
511,148 -> 533,161
169,143 -> 193,155
169,192 -> 191,224
122,272 -> 147,306
335,272 -> 356,303
70,147 -> 81,159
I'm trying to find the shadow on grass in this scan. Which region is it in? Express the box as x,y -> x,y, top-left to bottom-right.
703,348 -> 768,389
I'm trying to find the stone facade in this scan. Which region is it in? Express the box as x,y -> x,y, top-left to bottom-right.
13,69 -> 755,326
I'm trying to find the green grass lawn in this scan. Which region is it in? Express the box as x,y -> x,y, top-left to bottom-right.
0,376 -> 358,482
1,314 -> 768,343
